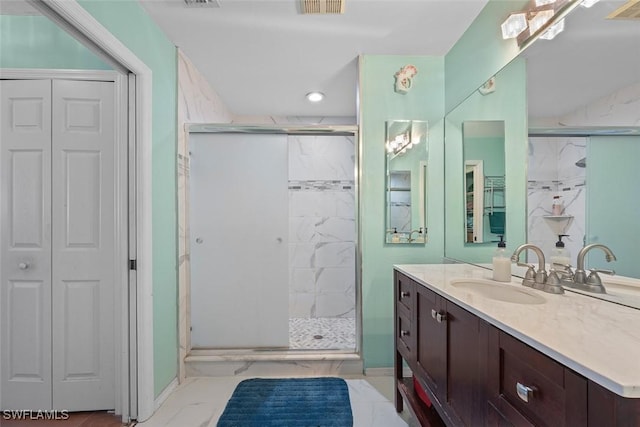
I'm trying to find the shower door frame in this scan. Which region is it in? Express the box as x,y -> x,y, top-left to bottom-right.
180,124 -> 361,370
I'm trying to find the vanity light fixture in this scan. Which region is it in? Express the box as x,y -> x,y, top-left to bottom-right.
501,12 -> 528,39
502,0 -> 581,47
528,9 -> 556,35
580,0 -> 600,7
306,92 -> 324,102
539,18 -> 565,39
386,131 -> 416,155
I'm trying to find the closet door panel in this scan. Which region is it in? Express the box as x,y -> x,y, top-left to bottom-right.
0,79 -> 53,410
51,79 -> 116,411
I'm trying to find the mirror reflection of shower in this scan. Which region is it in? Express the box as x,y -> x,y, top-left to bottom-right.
527,136 -> 587,261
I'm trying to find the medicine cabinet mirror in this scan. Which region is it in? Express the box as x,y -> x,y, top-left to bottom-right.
385,120 -> 428,244
463,121 -> 506,245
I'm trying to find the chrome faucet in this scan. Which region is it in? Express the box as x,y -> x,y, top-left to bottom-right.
511,244 -> 564,294
563,244 -> 616,294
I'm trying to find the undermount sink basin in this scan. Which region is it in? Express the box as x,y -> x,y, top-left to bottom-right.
448,279 -> 546,305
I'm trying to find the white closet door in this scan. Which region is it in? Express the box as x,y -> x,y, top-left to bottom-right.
1,79 -> 116,411
0,79 -> 53,410
51,79 -> 116,410
189,133 -> 289,348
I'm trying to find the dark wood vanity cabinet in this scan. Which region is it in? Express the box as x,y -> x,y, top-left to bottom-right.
394,270 -> 640,427
394,271 -> 488,426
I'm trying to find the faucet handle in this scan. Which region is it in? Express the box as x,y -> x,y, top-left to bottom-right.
516,262 -> 535,270
584,269 -> 610,294
543,270 -> 565,294
552,262 -> 573,271
590,268 -> 615,276
516,263 -> 536,288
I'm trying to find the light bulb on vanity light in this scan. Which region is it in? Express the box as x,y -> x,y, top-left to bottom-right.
528,9 -> 555,35
535,0 -> 556,5
581,0 -> 600,7
539,18 -> 565,40
501,12 -> 528,39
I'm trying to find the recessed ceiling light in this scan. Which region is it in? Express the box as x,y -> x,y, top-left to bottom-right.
306,92 -> 324,102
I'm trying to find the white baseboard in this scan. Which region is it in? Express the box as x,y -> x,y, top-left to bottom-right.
154,377 -> 179,411
365,367 -> 412,377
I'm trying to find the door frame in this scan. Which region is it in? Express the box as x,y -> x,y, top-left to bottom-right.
11,0 -> 155,421
0,70 -> 133,417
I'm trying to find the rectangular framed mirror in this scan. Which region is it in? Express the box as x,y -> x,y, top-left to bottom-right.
385,120 -> 428,244
463,120 -> 506,245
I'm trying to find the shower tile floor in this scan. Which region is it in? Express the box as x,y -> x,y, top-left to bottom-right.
289,317 -> 356,350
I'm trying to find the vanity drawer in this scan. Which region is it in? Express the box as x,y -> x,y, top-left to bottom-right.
396,272 -> 415,314
396,312 -> 414,360
489,329 -> 587,427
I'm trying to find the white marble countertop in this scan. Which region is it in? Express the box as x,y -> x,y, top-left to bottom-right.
395,263 -> 640,398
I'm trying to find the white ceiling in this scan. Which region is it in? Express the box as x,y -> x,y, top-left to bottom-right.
4,0 -> 637,121
523,0 -> 640,121
139,0 -> 490,117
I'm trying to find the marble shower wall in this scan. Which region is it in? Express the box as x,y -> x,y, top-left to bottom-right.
288,135 -> 356,320
527,81 -> 640,262
528,137 -> 586,259
177,49 -> 234,381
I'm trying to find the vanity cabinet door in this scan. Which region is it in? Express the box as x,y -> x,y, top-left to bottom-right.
487,327 -> 588,427
447,301 -> 487,426
416,285 -> 447,405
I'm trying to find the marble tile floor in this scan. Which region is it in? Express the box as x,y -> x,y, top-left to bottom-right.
289,317 -> 356,350
137,375 -> 419,427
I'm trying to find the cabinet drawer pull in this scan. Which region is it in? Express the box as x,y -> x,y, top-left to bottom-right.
516,382 -> 536,403
400,291 -> 410,298
400,330 -> 410,337
431,309 -> 447,322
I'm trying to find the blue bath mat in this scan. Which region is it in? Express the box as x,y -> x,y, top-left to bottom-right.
217,377 -> 353,427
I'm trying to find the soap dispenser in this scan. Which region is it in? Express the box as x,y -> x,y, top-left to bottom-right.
391,228 -> 400,244
550,234 -> 571,268
492,235 -> 512,282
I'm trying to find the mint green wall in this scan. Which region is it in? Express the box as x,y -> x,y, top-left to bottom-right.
76,0 -> 179,397
586,136 -> 640,278
444,58 -> 527,263
0,16 -> 109,69
445,0 -> 527,113
359,56 -> 445,368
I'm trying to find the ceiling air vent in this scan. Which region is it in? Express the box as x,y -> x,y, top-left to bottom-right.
607,0 -> 640,20
184,0 -> 220,8
301,0 -> 345,14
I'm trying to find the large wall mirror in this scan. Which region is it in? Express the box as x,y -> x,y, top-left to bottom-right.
385,120 -> 428,244
444,59 -> 527,263
445,0 -> 640,308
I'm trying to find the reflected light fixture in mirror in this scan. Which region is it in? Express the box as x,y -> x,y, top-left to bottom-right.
500,0 -> 585,47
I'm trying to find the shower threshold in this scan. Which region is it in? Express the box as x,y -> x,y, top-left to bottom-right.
185,348 -> 363,377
